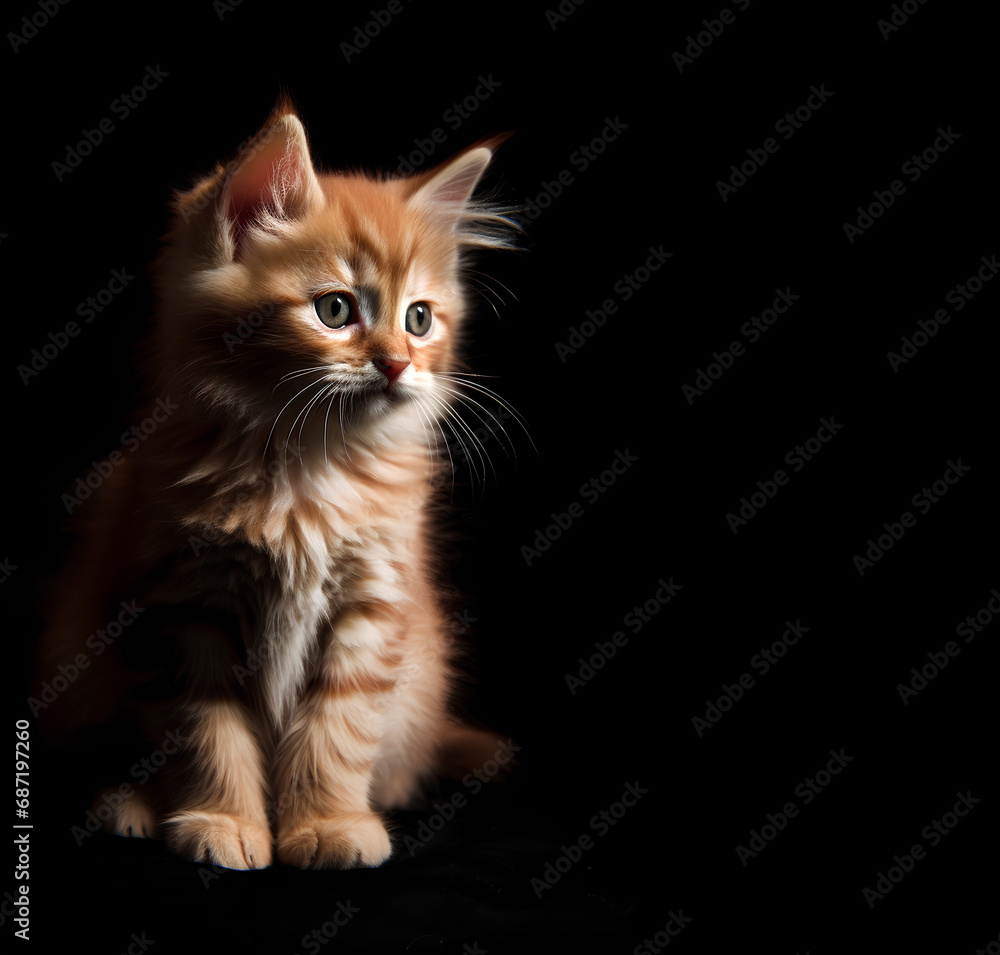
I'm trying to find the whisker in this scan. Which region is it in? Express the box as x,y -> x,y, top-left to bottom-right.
262,375 -> 329,464
465,268 -> 520,307
435,373 -> 533,441
338,390 -> 352,462
431,385 -> 504,470
465,273 -> 514,320
425,394 -> 472,494
411,394 -> 454,495
293,382 -> 334,457
423,391 -> 486,492
322,389 -> 338,463
432,374 -> 535,459
274,365 -> 332,393
470,288 -> 500,320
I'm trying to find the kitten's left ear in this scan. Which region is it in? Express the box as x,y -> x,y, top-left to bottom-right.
221,107 -> 323,253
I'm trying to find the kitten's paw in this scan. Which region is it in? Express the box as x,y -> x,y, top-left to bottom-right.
277,811 -> 392,869
93,788 -> 158,839
164,811 -> 272,870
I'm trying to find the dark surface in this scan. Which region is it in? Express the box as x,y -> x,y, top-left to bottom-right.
5,2 -> 998,953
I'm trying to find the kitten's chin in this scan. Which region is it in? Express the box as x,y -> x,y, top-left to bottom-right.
351,381 -> 415,419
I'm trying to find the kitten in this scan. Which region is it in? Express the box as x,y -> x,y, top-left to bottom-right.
34,99 -> 519,869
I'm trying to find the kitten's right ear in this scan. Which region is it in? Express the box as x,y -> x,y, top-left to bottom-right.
217,107 -> 324,257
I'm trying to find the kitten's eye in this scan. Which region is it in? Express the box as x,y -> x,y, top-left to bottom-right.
405,302 -> 432,337
315,292 -> 354,329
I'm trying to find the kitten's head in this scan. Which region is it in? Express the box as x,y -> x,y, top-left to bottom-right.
152,100 -> 517,464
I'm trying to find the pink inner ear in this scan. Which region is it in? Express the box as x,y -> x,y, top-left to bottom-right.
225,155 -> 284,239
223,119 -> 314,246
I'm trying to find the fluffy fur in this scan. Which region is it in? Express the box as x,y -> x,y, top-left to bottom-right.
35,100 -> 519,869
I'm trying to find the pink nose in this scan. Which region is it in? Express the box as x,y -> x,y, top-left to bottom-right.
374,356 -> 410,384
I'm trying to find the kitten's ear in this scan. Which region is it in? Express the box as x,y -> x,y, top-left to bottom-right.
408,145 -> 494,211
406,136 -> 519,249
220,107 -> 323,253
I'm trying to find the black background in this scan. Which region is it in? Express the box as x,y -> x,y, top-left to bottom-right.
4,1 -> 998,953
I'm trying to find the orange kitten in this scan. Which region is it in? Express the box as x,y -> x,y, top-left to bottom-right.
35,99 -> 519,869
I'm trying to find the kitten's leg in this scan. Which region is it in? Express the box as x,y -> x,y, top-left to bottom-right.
368,617 -> 453,810
273,606 -> 398,869
368,612 -> 515,809
161,626 -> 272,870
163,698 -> 272,869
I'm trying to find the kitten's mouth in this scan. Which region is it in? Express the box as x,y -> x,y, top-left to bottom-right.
380,380 -> 412,403
357,375 -> 409,406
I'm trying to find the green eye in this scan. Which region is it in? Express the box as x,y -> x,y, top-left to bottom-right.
315,292 -> 354,329
405,302 -> 432,336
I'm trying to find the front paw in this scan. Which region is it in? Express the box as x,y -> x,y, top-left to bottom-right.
277,811 -> 392,869
164,810 -> 272,870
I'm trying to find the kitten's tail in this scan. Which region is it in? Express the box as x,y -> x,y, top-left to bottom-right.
436,723 -> 519,785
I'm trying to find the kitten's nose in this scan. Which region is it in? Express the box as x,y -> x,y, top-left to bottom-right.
374,356 -> 410,384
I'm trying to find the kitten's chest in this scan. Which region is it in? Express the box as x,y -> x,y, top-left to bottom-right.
135,436 -> 433,646
159,487 -> 422,629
